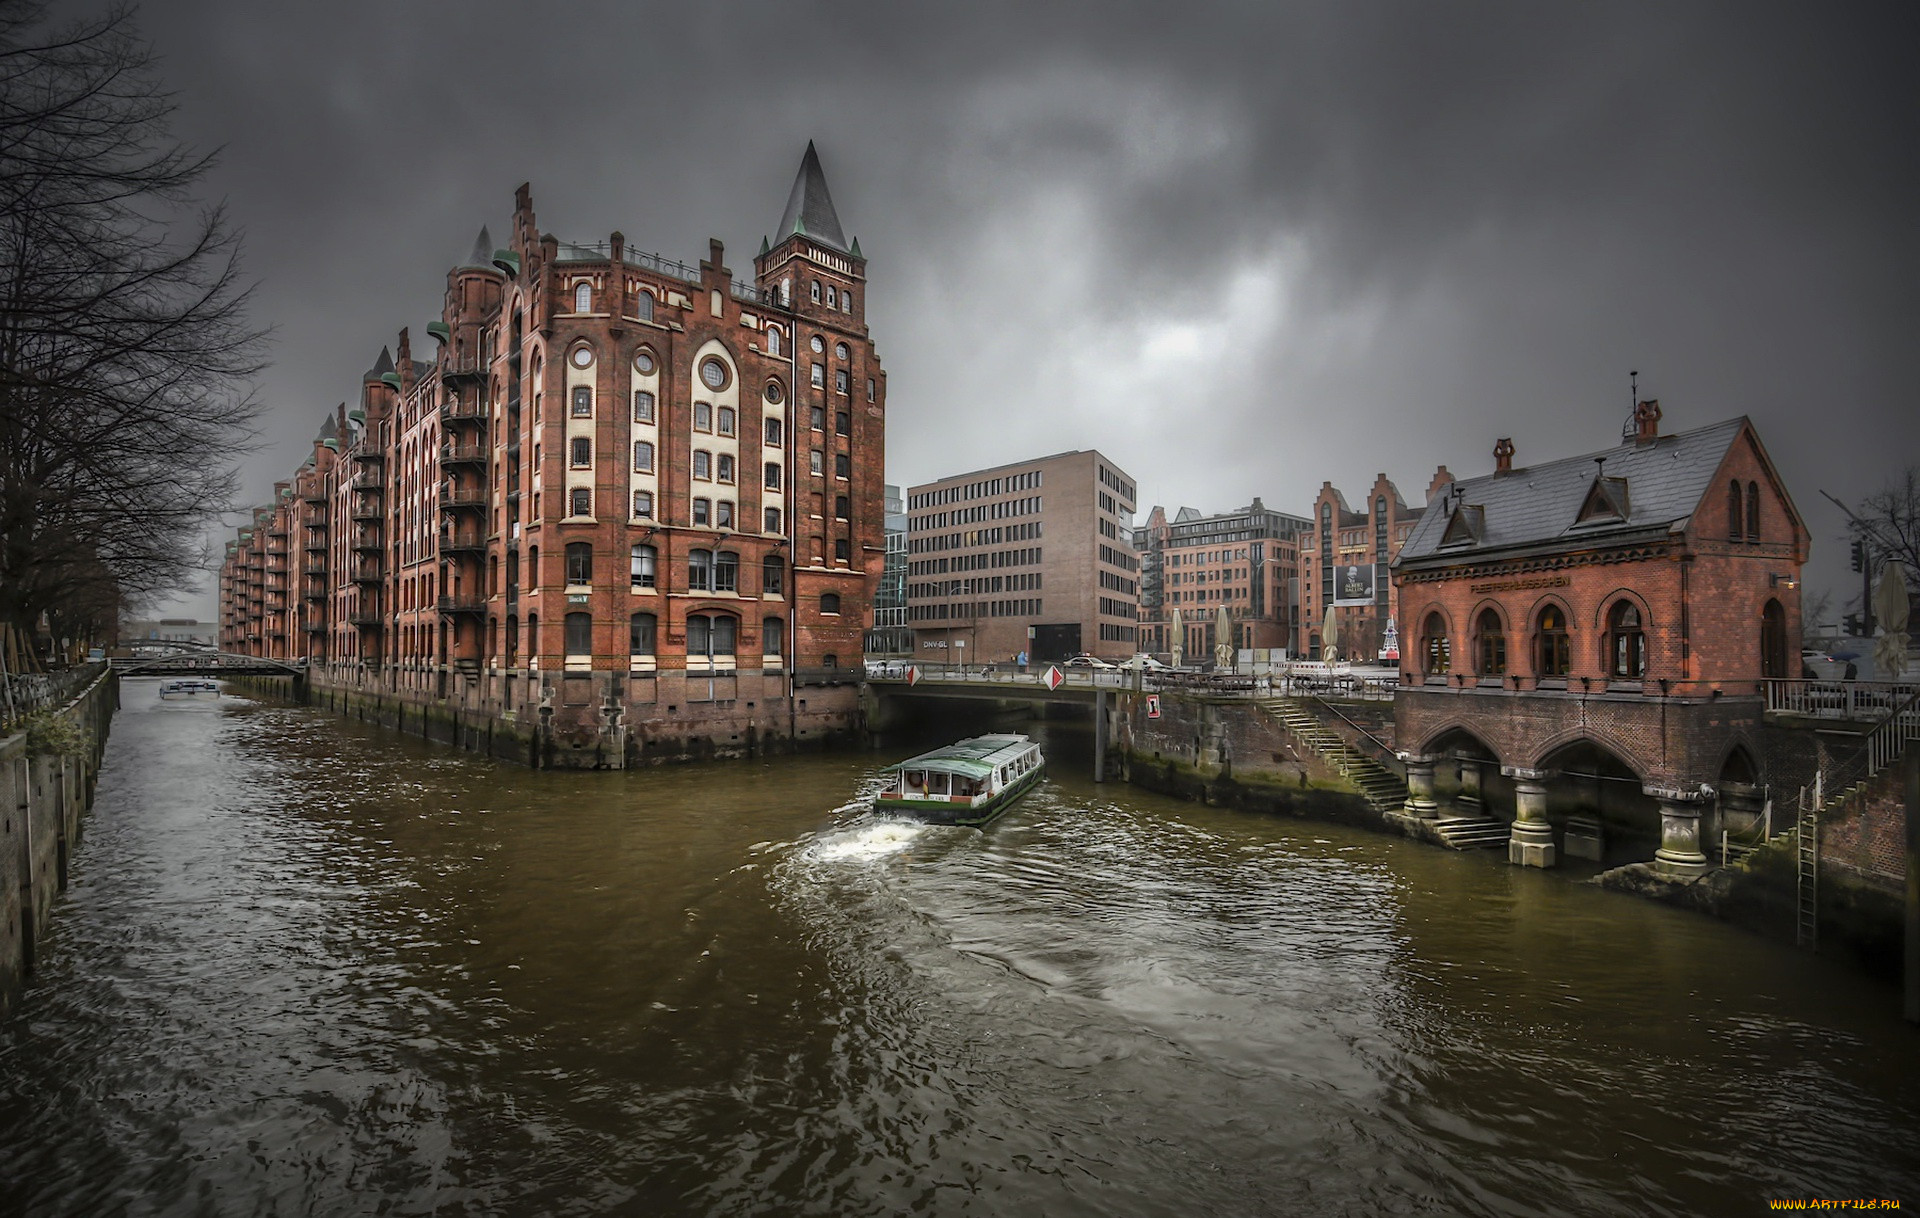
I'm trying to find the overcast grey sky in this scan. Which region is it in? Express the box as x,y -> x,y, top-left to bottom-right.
136,1 -> 1917,620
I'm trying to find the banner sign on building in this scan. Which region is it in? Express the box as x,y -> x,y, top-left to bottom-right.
1332,562 -> 1377,606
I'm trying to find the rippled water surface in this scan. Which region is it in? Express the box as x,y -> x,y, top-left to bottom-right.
2,682 -> 1916,1215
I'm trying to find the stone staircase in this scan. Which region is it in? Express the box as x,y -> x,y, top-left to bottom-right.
1257,698 -> 1408,815
1431,810 -> 1511,851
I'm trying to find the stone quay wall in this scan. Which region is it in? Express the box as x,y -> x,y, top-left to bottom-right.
245,663 -> 865,769
0,668 -> 116,1017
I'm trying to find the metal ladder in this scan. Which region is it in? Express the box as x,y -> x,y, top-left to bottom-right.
1795,779 -> 1819,951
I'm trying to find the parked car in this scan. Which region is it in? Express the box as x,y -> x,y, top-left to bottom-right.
1119,654 -> 1169,671
1063,654 -> 1114,669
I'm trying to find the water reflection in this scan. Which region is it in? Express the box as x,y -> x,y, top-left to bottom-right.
0,683 -> 1913,1216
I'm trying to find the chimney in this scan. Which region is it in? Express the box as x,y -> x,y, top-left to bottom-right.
1494,438 -> 1515,474
1633,398 -> 1662,445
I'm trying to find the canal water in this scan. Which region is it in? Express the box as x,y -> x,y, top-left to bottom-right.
1,683 -> 1915,1216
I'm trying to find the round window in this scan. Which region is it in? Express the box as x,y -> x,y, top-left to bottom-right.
700,358 -> 728,390
765,380 -> 784,404
835,342 -> 849,360
634,349 -> 655,375
571,346 -> 593,368
810,335 -> 824,354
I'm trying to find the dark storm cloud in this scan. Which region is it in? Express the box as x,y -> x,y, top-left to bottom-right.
137,0 -> 1917,615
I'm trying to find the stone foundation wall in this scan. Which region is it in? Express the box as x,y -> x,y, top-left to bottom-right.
0,669 -> 115,1016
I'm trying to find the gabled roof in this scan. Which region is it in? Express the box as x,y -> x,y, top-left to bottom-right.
1397,416 -> 1748,565
777,141 -> 850,254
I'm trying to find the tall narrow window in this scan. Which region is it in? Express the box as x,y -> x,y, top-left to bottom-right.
1536,604 -> 1570,677
716,500 -> 734,529
634,292 -> 653,322
765,418 -> 783,446
765,327 -> 780,355
714,550 -> 739,593
764,463 -> 782,490
692,497 -> 710,526
688,549 -> 713,592
811,449 -> 824,476
717,454 -> 735,483
762,616 -> 783,658
632,440 -> 654,472
694,401 -> 712,431
835,411 -> 850,436
564,611 -> 592,656
569,487 -> 592,518
764,507 -> 781,534
835,453 -> 850,478
571,385 -> 592,417
693,450 -> 712,479
762,553 -> 784,595
1761,598 -> 1788,678
1423,612 -> 1450,675
565,542 -> 593,586
570,437 -> 591,468
1607,600 -> 1646,679
629,612 -> 656,656
1728,480 -> 1744,541
1476,608 -> 1506,675
630,544 -> 656,589
574,283 -> 592,312
835,495 -> 850,520
717,406 -> 736,436
1746,481 -> 1761,540
633,391 -> 655,423
631,489 -> 653,519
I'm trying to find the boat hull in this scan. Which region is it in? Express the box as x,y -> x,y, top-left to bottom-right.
875,759 -> 1045,827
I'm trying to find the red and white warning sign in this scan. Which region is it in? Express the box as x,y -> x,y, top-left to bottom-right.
1042,665 -> 1064,691
906,665 -> 921,686
1147,694 -> 1161,719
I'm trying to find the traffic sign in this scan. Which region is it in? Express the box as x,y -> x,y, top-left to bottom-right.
1043,665 -> 1063,691
1147,694 -> 1161,719
906,665 -> 921,686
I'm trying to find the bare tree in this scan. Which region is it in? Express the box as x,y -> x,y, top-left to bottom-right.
1822,465 -> 1920,638
0,1 -> 265,666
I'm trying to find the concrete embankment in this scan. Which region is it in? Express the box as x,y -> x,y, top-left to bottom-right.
1,668 -> 116,1017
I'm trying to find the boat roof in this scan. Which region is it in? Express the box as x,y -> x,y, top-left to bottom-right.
889,734 -> 1037,779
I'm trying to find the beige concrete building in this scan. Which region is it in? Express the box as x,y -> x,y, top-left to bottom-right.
906,449 -> 1138,664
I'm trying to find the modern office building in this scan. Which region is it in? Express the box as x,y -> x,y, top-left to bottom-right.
221,144 -> 888,766
905,449 -> 1138,664
866,483 -> 910,657
1135,498 -> 1311,660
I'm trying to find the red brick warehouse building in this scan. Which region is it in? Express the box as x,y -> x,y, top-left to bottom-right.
222,144 -> 888,766
1392,402 -> 1809,875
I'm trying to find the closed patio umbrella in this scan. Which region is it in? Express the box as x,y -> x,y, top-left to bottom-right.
1215,605 -> 1233,672
1169,607 -> 1184,669
1873,560 -> 1910,678
1322,605 -> 1339,664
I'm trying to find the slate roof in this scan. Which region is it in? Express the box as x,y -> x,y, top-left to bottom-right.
777,141 -> 850,254
462,225 -> 494,269
1396,416 -> 1747,566
363,345 -> 394,381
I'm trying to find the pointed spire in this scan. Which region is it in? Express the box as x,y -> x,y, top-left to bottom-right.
364,345 -> 394,381
850,236 -> 863,259
759,235 -> 770,257
463,225 -> 494,269
776,141 -> 848,253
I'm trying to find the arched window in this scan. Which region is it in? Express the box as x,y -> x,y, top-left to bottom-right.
765,327 -> 780,355
526,612 -> 538,660
630,543 -> 656,589
505,614 -> 519,664
717,454 -> 735,483
632,440 -> 654,472
564,611 -> 591,656
629,612 -> 656,657
1607,600 -> 1646,679
762,616 -> 784,657
527,545 -> 539,589
1728,480 -> 1743,541
763,507 -> 781,534
764,462 -> 782,490
1422,612 -> 1450,674
1746,481 -> 1761,540
714,550 -> 739,593
1761,598 -> 1788,678
688,548 -> 713,592
762,553 -> 784,595
821,592 -> 841,615
1536,604 -> 1570,677
716,500 -> 734,529
717,406 -> 735,436
574,282 -> 592,312
1476,608 -> 1506,675
693,450 -> 711,479
632,391 -> 654,423
571,385 -> 592,417
687,613 -> 736,658
634,292 -> 654,322
809,280 -> 820,302
570,487 -> 592,518
565,542 -> 593,586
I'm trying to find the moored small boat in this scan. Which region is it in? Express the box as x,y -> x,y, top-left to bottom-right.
875,733 -> 1045,827
158,679 -> 222,700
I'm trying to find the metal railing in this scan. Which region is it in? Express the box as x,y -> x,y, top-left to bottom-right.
1764,678 -> 1920,718
1,664 -> 103,734
621,247 -> 700,282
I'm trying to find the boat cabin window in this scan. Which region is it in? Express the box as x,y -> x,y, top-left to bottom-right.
905,769 -> 926,793
929,772 -> 952,797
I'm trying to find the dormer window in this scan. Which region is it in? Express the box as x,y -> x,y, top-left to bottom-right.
1575,476 -> 1630,526
1440,503 -> 1484,547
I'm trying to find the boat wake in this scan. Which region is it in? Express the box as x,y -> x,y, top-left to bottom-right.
803,816 -> 934,864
